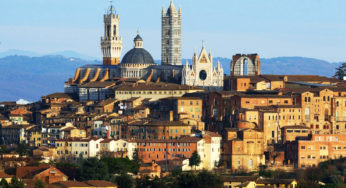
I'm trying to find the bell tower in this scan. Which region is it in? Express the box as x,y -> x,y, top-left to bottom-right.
161,0 -> 182,66
101,1 -> 122,65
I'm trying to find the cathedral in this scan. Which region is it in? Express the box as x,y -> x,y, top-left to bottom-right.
65,1 -> 224,94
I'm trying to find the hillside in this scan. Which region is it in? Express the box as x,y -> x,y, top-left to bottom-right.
0,55 -> 341,102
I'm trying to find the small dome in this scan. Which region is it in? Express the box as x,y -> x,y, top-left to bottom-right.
121,48 -> 155,65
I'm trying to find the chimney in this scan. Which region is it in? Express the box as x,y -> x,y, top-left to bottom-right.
169,110 -> 174,122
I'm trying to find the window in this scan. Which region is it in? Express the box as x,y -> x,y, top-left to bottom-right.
301,146 -> 305,149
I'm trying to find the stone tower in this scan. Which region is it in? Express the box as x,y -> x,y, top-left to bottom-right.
161,0 -> 182,66
101,3 -> 122,66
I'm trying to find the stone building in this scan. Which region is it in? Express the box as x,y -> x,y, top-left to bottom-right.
222,128 -> 265,172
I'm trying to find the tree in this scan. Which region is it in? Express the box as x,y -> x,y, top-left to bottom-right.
79,158 -> 108,180
0,178 -> 9,188
189,151 -> 201,170
34,180 -> 45,188
132,149 -> 141,170
114,173 -> 134,188
334,63 -> 346,80
16,142 -> 30,156
197,171 -> 223,188
101,157 -> 139,174
9,177 -> 25,188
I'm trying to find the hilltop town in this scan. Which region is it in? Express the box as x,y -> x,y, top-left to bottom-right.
0,1 -> 345,188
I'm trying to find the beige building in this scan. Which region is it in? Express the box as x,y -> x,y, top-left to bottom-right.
223,129 -> 265,172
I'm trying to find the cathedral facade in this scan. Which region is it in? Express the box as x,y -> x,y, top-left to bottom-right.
65,1 -> 224,94
182,45 -> 224,90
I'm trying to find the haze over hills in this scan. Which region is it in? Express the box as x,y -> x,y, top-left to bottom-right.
0,51 -> 342,102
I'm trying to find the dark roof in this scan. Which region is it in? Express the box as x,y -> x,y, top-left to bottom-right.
256,178 -> 296,185
282,125 -> 310,130
114,82 -> 203,91
85,180 -> 117,187
121,48 -> 155,65
134,34 -> 143,41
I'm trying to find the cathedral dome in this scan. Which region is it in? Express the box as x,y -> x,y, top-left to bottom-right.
121,34 -> 155,65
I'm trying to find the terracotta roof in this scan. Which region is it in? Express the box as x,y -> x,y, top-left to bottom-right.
16,164 -> 50,179
57,181 -> 90,187
0,171 -> 13,178
10,108 -> 32,115
203,131 -> 221,137
44,93 -> 71,99
85,180 -> 117,187
100,139 -> 117,143
97,98 -> 118,106
285,75 -> 338,82
236,94 -> 291,98
134,136 -> 202,143
80,81 -> 117,88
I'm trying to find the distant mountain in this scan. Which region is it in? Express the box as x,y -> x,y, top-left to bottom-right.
0,55 -> 100,101
0,55 -> 341,102
0,49 -> 98,60
48,50 -> 99,61
212,57 -> 341,77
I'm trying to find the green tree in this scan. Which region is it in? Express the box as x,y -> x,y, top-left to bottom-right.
197,171 -> 223,188
9,177 -> 25,188
0,178 -> 9,188
132,149 -> 141,170
334,63 -> 346,80
79,158 -> 108,181
114,173 -> 134,188
0,145 -> 8,155
16,142 -> 30,156
189,151 -> 201,170
34,180 -> 45,188
101,157 -> 139,174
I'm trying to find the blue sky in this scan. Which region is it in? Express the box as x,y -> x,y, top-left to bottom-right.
0,0 -> 345,62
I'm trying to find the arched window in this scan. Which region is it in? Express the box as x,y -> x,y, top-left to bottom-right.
324,109 -> 329,121
243,59 -> 248,75
308,97 -> 311,102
